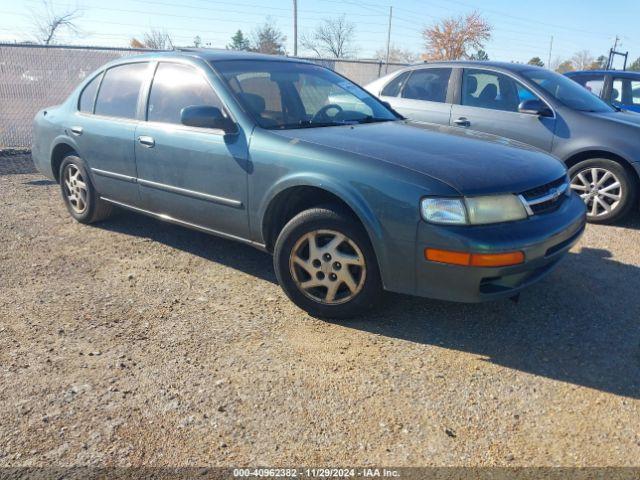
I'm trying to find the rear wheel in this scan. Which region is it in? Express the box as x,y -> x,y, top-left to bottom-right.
273,205 -> 382,319
569,158 -> 635,224
59,155 -> 113,223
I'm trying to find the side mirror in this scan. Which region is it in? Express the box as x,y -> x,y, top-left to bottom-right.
518,99 -> 553,117
180,105 -> 236,133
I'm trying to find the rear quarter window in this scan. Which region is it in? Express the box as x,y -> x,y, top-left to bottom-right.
78,73 -> 103,113
94,62 -> 149,119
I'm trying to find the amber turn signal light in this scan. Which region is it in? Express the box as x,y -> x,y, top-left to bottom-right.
425,248 -> 524,267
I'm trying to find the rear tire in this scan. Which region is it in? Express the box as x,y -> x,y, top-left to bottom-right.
59,155 -> 113,224
569,158 -> 635,224
273,205 -> 382,319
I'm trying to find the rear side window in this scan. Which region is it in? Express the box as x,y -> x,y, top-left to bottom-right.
381,71 -> 410,97
401,68 -> 451,103
95,63 -> 148,119
147,63 -> 223,124
78,73 -> 102,113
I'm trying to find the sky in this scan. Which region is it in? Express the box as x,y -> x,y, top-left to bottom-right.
0,0 -> 638,67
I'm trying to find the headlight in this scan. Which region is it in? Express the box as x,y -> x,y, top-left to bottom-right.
465,194 -> 528,224
421,194 -> 528,225
420,198 -> 467,225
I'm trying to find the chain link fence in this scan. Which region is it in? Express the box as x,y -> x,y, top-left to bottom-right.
0,44 -> 407,149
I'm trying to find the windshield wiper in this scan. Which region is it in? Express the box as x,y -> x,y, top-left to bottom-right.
274,120 -> 345,130
354,116 -> 395,124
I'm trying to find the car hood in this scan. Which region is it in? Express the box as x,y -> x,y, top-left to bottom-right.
273,121 -> 566,196
586,110 -> 640,128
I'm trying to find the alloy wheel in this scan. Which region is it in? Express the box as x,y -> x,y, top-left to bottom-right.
289,229 -> 366,305
63,164 -> 88,214
570,167 -> 622,218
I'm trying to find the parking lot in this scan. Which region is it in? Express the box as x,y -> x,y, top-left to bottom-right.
1,155 -> 639,466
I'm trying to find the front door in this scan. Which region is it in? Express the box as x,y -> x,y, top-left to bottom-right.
134,62 -> 250,239
450,68 -> 556,152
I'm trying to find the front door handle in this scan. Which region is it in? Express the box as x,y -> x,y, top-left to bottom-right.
70,126 -> 83,136
453,117 -> 471,127
138,136 -> 155,148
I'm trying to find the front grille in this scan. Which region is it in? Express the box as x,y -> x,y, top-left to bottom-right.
519,176 -> 569,216
521,176 -> 567,201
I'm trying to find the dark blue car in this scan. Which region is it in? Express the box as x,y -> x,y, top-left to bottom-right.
566,70 -> 640,113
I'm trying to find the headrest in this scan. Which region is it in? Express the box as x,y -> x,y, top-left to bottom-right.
238,92 -> 266,114
479,83 -> 498,100
466,76 -> 478,95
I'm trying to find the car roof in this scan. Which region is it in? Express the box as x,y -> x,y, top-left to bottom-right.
114,48 -> 311,64
415,60 -> 543,73
567,69 -> 640,77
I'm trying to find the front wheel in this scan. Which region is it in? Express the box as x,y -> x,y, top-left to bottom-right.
569,158 -> 636,224
273,205 -> 382,319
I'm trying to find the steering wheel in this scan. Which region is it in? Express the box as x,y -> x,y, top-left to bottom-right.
312,104 -> 344,123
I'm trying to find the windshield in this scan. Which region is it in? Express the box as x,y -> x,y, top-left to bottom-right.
213,60 -> 398,129
521,68 -> 614,113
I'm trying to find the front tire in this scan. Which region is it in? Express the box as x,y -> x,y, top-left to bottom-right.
59,155 -> 113,224
273,205 -> 382,319
569,158 -> 635,224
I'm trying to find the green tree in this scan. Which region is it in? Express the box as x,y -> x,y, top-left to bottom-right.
251,20 -> 286,55
470,49 -> 489,61
193,35 -> 202,48
527,56 -> 544,67
227,30 -> 250,51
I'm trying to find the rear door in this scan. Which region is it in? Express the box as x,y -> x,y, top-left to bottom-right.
134,61 -> 250,238
71,61 -> 150,205
611,77 -> 640,112
450,68 -> 555,151
380,67 -> 453,125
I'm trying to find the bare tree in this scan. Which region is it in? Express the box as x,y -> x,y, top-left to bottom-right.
301,16 -> 356,59
422,11 -> 491,61
130,29 -> 174,50
374,44 -> 417,64
571,50 -> 594,70
31,0 -> 81,45
251,19 -> 286,55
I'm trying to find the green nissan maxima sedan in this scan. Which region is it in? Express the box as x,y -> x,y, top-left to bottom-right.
32,50 -> 586,318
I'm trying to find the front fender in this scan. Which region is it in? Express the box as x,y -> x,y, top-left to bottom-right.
256,172 -> 386,260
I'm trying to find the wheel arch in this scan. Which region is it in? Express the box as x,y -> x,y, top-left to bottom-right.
259,176 -> 385,260
50,139 -> 79,183
564,149 -> 640,188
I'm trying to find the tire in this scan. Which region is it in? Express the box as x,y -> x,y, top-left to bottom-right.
59,155 -> 113,224
568,158 -> 636,224
273,205 -> 382,319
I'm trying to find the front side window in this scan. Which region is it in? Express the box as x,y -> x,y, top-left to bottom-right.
462,69 -> 525,112
522,68 -> 614,113
78,73 -> 102,113
94,62 -> 148,119
611,78 -> 640,106
215,60 -> 397,129
381,71 -> 410,97
401,68 -> 451,103
147,63 -> 223,124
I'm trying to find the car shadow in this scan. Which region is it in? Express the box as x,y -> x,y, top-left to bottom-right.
96,210 -> 277,283
98,210 -> 639,399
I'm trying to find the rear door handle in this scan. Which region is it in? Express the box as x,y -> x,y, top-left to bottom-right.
453,117 -> 471,127
70,126 -> 83,136
138,136 -> 155,148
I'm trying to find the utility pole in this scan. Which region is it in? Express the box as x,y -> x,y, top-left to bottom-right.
385,6 -> 392,73
547,35 -> 553,70
293,0 -> 298,56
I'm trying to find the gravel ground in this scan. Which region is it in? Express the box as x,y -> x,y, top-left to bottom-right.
1,155 -> 639,467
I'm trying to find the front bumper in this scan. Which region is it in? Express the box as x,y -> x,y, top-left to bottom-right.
414,192 -> 586,303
